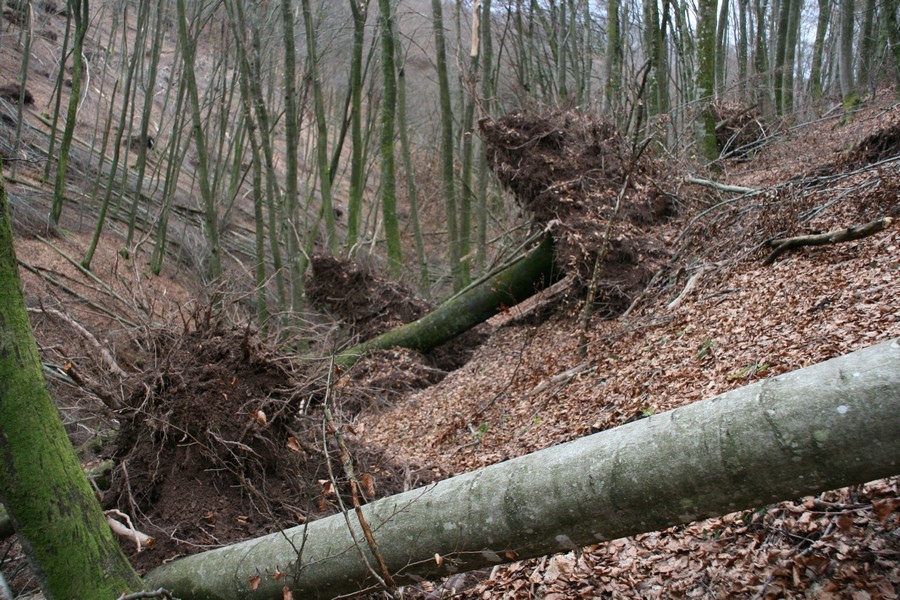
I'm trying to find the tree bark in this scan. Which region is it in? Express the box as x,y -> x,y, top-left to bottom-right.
697,0 -> 719,160
145,339 -> 900,600
764,217 -> 893,264
432,0 -> 463,291
335,235 -> 557,367
0,166 -> 143,597
378,0 -> 403,276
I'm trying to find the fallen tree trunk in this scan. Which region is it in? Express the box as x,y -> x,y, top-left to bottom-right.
334,235 -> 557,367
144,339 -> 900,600
763,216 -> 894,265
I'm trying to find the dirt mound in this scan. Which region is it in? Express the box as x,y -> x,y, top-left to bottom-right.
841,121 -> 900,170
104,323 -> 424,571
714,102 -> 769,158
308,253 -> 430,341
479,110 -> 674,312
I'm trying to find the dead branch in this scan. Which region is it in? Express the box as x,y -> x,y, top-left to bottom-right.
31,307 -> 127,376
667,265 -> 714,311
763,217 -> 893,265
106,509 -> 153,552
322,362 -> 397,595
686,176 -> 759,194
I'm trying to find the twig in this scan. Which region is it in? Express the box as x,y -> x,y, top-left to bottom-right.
117,588 -> 176,600
578,135 -> 653,357
763,217 -> 893,265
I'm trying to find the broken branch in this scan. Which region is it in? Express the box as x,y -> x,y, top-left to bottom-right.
763,217 -> 893,265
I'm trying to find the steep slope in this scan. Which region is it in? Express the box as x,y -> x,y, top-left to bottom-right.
356,96 -> 899,597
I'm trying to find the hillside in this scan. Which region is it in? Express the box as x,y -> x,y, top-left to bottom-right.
353,97 -> 900,597
0,2 -> 898,598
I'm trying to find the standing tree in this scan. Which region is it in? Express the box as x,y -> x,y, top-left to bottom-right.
432,0 -> 464,291
838,0 -> 855,103
50,0 -> 89,226
377,0 -> 403,276
0,164 -> 143,598
697,0 -> 719,160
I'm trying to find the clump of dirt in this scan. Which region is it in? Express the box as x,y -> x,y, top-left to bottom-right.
308,252 -> 491,376
308,253 -> 430,341
840,121 -> 900,170
479,110 -> 674,312
0,83 -> 33,105
714,102 -> 769,158
104,322 -> 428,571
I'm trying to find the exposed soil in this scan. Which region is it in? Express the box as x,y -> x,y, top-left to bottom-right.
103,319 -> 437,572
308,253 -> 431,342
0,19 -> 896,594
479,110 -> 676,313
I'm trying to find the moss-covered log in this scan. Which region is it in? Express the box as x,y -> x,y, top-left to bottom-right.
144,339 -> 900,600
0,169 -> 143,597
335,235 -> 558,367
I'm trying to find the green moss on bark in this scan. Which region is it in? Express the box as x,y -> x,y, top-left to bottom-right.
0,167 -> 142,597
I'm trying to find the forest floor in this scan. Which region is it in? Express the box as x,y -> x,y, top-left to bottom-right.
352,94 -> 900,598
2,58 -> 899,600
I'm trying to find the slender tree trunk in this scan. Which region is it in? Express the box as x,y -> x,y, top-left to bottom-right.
697,0 -> 719,160
753,0 -> 773,114
782,0 -> 802,113
856,0 -> 876,92
809,0 -> 831,100
345,0 -> 369,252
378,0 -> 403,276
145,339 -> 900,600
0,166 -> 143,598
738,0 -> 749,98
885,0 -> 900,93
50,0 -> 89,226
475,0 -> 495,273
715,0 -> 730,96
300,0 -> 339,255
43,7 -> 71,183
604,0 -> 622,112
643,0 -> 662,115
82,0 -> 147,269
281,0 -> 306,313
395,39 -> 430,293
838,0 -> 855,101
432,0 -> 463,291
125,0 -> 162,248
10,0 -> 33,179
176,0 -> 222,282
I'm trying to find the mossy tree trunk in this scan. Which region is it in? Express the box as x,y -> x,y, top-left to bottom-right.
145,339 -> 900,599
0,167 -> 143,598
378,0 -> 403,276
336,235 -> 557,367
50,0 -> 88,226
697,0 -> 719,160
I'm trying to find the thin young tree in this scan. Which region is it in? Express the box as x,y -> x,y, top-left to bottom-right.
808,0 -> 831,100
432,0 -> 464,291
50,0 -> 89,226
175,0 -> 222,281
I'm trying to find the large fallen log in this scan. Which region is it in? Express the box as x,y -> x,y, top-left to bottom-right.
143,339 -> 900,600
334,235 -> 558,367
